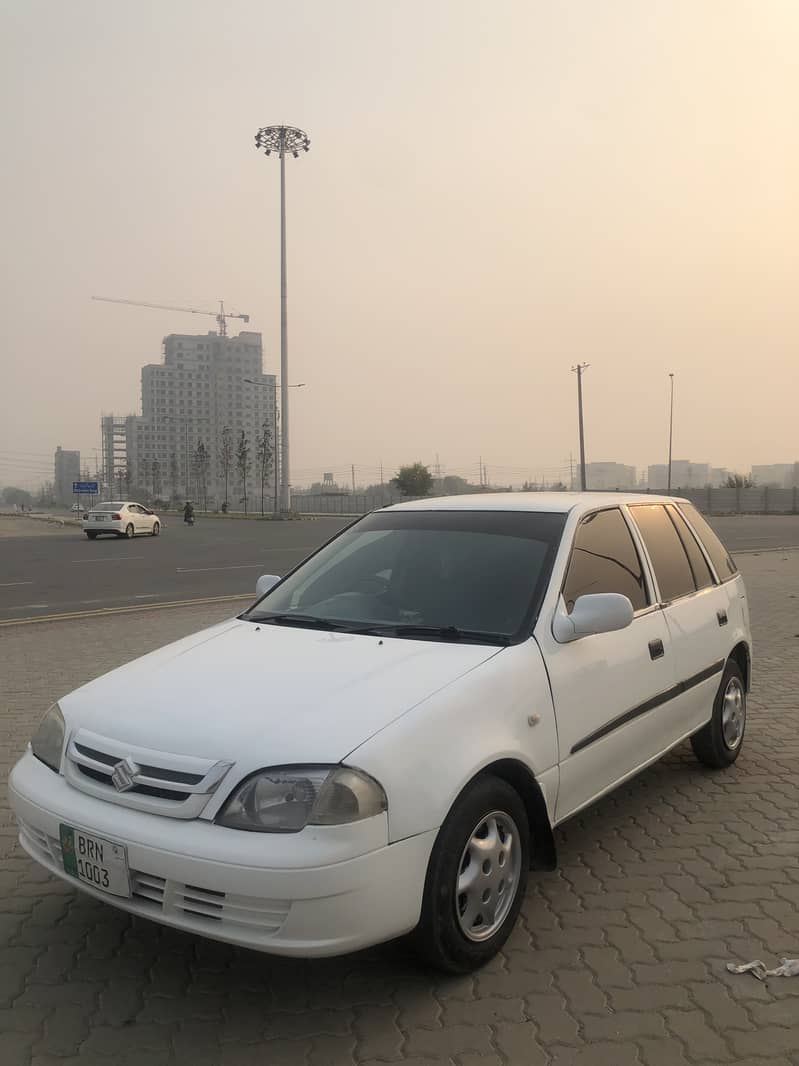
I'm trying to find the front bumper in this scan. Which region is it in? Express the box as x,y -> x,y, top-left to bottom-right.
9,752 -> 435,957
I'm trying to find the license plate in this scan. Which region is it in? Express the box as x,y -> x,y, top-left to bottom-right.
93,516 -> 105,521
59,824 -> 130,897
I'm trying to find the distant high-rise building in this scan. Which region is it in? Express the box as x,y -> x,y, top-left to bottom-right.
114,330 -> 275,508
648,460 -> 710,490
751,463 -> 795,487
54,446 -> 80,505
584,461 -> 636,491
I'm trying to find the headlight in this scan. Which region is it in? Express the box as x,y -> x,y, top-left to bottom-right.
215,765 -> 387,833
31,703 -> 65,772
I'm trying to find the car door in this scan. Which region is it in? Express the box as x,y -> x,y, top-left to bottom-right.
128,504 -> 144,532
537,507 -> 677,824
627,503 -> 727,736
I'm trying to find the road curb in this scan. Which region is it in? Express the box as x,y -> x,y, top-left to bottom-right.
0,593 -> 252,628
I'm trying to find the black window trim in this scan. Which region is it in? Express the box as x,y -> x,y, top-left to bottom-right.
673,502 -> 738,586
665,504 -> 715,592
626,502 -> 706,607
560,505 -> 656,619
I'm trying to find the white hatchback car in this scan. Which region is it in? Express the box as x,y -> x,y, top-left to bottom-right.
82,501 -> 161,539
11,494 -> 750,972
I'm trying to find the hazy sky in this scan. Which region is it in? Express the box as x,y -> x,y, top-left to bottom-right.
2,0 -> 798,490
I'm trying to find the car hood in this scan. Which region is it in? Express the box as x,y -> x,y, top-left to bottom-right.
60,618 -> 501,766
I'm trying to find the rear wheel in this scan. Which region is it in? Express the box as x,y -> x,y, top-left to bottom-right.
691,660 -> 746,769
86,532 -> 97,540
151,521 -> 160,537
124,523 -> 134,539
415,775 -> 529,973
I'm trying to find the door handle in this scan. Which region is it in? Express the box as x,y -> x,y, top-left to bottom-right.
649,638 -> 665,660
717,610 -> 728,627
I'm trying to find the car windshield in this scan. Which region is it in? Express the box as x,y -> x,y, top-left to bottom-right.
243,509 -> 566,642
92,503 -> 124,512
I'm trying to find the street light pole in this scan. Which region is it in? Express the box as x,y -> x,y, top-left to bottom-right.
667,373 -> 675,493
254,125 -> 311,511
572,363 -> 590,491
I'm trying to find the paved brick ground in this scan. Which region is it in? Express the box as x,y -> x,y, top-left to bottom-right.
1,552 -> 798,1065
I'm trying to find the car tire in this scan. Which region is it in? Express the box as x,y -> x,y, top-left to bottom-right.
151,522 -> 160,537
690,660 -> 746,769
414,775 -> 529,973
86,532 -> 97,540
124,524 -> 134,539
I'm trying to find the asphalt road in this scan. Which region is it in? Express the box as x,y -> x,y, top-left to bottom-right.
0,516 -> 350,624
1,511 -> 798,625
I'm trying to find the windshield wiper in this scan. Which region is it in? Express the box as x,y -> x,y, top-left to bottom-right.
246,613 -> 354,631
351,623 -> 511,646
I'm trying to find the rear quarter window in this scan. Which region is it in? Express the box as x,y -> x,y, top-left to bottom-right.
677,503 -> 737,581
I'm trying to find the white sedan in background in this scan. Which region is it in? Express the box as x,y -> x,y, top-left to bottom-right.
82,502 -> 161,539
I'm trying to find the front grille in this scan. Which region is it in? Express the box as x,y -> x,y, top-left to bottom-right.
74,743 -> 204,785
76,764 -> 191,802
64,729 -> 233,819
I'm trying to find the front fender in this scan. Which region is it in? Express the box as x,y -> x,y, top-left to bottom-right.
350,638 -> 558,843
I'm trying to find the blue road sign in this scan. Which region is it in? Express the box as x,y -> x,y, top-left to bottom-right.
73,481 -> 99,494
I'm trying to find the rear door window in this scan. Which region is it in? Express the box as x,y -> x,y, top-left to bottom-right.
677,503 -> 737,581
563,508 -> 649,612
629,504 -> 696,603
667,506 -> 714,590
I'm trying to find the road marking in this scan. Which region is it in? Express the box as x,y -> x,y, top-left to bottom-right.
135,593 -> 160,599
262,546 -> 319,552
6,603 -> 50,610
0,593 -> 253,628
0,581 -> 33,587
70,556 -> 145,564
176,564 -> 264,573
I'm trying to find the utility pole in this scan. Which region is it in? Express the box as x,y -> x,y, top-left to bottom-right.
479,457 -> 483,487
351,464 -> 356,495
572,363 -> 590,491
667,372 -> 675,493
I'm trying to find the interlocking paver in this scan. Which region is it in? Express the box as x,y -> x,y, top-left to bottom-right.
1,551 -> 798,1063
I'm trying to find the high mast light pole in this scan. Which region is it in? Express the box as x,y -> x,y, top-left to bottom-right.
254,124 -> 311,511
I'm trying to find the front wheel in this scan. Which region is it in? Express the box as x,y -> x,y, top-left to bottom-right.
124,523 -> 134,539
151,522 -> 160,537
415,775 -> 529,973
691,660 -> 746,769
86,532 -> 97,540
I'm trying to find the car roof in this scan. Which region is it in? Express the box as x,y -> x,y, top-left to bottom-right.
383,491 -> 687,516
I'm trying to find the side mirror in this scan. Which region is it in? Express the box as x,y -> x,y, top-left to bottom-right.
255,574 -> 280,599
552,593 -> 634,643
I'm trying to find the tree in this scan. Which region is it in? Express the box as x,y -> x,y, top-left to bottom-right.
169,455 -> 180,503
151,458 -> 162,500
725,473 -> 756,489
392,462 -> 433,498
219,426 -> 233,511
193,441 -> 210,511
1,486 -> 34,508
236,430 -> 251,515
255,420 -> 274,516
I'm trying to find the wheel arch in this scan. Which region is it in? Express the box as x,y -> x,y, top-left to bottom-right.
472,759 -> 556,871
728,641 -> 751,692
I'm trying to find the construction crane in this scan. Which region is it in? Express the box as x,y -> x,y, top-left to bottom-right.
92,296 -> 249,337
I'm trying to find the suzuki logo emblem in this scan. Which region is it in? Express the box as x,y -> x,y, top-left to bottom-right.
111,756 -> 140,792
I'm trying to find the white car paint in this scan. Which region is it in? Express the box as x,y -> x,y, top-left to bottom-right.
9,492 -> 751,961
82,501 -> 160,538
